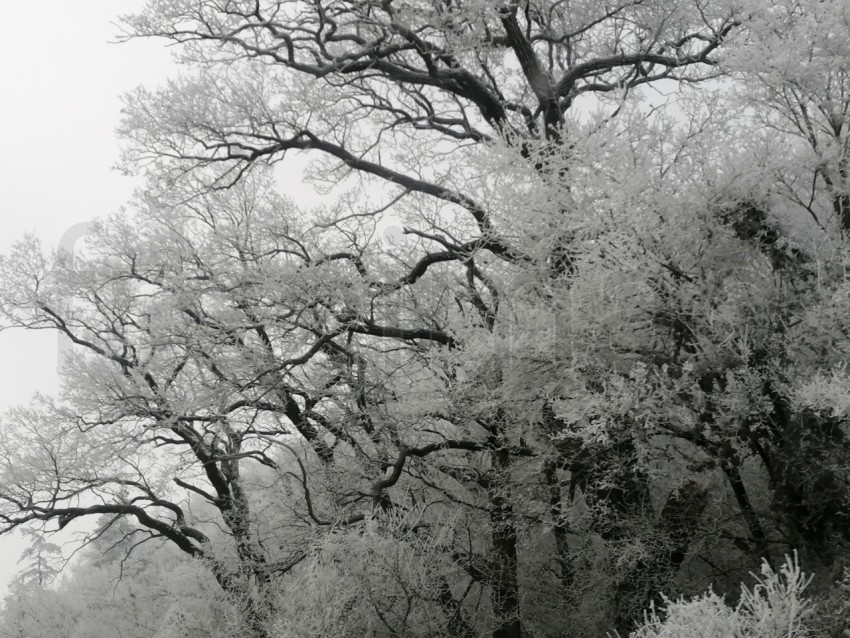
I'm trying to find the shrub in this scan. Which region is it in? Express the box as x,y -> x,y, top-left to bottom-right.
628,553 -> 812,638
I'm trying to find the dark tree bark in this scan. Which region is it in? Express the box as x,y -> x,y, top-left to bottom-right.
543,458 -> 573,595
489,447 -> 524,638
612,481 -> 709,637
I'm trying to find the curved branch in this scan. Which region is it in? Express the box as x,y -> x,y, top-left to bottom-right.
371,439 -> 486,507
0,502 -> 206,558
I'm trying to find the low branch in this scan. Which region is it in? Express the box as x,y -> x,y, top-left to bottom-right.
0,502 -> 206,558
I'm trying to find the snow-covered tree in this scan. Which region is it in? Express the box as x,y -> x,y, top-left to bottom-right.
1,1 -> 849,637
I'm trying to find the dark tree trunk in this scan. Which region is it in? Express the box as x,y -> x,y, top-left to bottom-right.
837,193 -> 850,232
438,580 -> 476,638
570,435 -> 651,542
612,481 -> 709,636
210,563 -> 273,638
770,410 -> 850,560
720,449 -> 771,561
489,448 -> 524,638
543,458 -> 573,595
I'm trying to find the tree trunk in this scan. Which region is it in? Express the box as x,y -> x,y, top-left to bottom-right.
489,448 -> 524,638
543,458 -> 573,595
438,580 -> 476,638
770,410 -> 850,560
209,564 -> 273,638
612,481 -> 708,636
719,445 -> 770,561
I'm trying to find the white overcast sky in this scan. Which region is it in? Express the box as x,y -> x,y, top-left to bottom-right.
0,1 -> 175,594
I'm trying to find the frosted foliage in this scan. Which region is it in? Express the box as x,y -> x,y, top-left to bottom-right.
794,369 -> 850,418
270,510 -> 459,638
3,1 -> 850,637
630,554 -> 813,638
148,559 -> 238,638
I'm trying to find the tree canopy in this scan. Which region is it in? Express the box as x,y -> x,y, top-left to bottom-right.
1,0 -> 849,636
